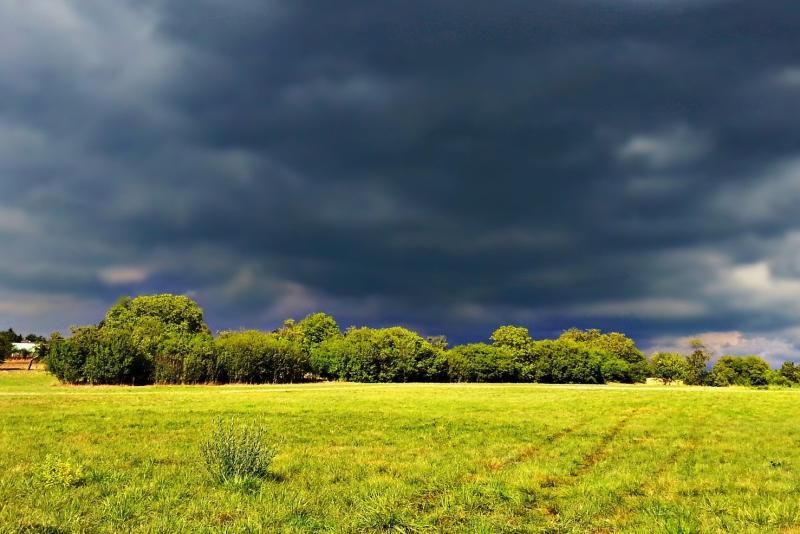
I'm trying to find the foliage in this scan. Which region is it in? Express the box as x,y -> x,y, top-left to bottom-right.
710,355 -> 770,387
526,340 -> 605,384
0,333 -> 11,365
295,312 -> 341,352
201,418 -> 278,484
45,326 -> 151,385
216,330 -> 309,383
36,293 -> 789,388
312,327 -> 445,382
779,362 -> 800,384
154,333 -> 218,384
684,339 -> 712,385
102,294 -> 209,335
490,326 -> 533,356
559,328 -> 649,382
36,455 -> 86,488
650,352 -> 688,384
766,369 -> 793,387
445,343 -> 518,382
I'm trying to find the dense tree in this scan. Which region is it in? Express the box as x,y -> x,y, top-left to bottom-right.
650,352 -> 688,385
559,329 -> 648,382
38,294 -> 790,388
1,328 -> 22,343
0,333 -> 11,365
312,327 -> 444,382
446,343 -> 518,382
295,312 -> 341,352
154,333 -> 217,384
490,325 -> 533,355
526,340 -> 605,384
102,294 -> 209,336
710,356 -> 770,387
45,327 -> 151,385
779,362 -> 800,384
684,339 -> 711,385
216,330 -> 309,383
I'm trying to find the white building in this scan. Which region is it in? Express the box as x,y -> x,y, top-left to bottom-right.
12,342 -> 37,354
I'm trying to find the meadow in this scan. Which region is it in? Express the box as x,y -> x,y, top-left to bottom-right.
1,372 -> 799,533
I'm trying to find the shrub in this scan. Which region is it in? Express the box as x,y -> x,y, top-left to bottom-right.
45,326 -> 151,385
201,418 -> 278,484
216,331 -> 309,383
445,343 -> 518,382
36,455 -> 85,488
766,369 -> 792,387
154,333 -> 217,384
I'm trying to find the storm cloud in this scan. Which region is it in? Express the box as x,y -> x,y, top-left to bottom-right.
3,0 -> 800,359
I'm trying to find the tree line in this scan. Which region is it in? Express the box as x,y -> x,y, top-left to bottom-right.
18,293 -> 800,388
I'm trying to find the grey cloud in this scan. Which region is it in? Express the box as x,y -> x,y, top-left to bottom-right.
2,1 -> 800,360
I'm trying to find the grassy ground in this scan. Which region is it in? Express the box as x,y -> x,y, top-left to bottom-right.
1,372 -> 799,533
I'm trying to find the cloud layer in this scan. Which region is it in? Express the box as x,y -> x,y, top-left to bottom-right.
2,0 -> 800,360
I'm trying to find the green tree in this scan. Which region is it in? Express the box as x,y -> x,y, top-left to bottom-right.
710,355 -> 770,387
295,312 -> 341,352
684,339 -> 711,385
0,333 -> 11,365
779,362 -> 800,384
45,326 -> 151,385
527,339 -> 605,384
216,330 -> 309,383
311,327 -> 444,382
446,343 -> 518,382
102,294 -> 209,336
490,325 -> 533,355
650,352 -> 688,385
559,328 -> 648,382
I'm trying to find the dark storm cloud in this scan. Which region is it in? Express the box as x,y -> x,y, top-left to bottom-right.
3,0 -> 800,359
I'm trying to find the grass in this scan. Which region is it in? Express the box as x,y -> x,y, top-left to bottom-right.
1,372 -> 800,533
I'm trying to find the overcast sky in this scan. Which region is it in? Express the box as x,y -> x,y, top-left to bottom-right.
2,0 -> 800,362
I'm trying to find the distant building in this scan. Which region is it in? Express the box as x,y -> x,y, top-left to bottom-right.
12,342 -> 37,355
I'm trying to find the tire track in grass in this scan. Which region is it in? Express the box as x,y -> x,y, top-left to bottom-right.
407,418 -> 592,521
588,420 -> 702,532
534,408 -> 647,524
567,409 -> 643,479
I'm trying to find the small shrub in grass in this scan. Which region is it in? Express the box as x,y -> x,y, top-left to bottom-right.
201,418 -> 278,485
36,455 -> 86,488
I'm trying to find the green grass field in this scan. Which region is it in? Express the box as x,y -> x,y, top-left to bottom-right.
2,372 -> 799,533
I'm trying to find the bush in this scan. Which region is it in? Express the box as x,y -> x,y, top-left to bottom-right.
45,327 -> 151,385
216,331 -> 309,383
154,333 -> 217,384
446,343 -> 518,382
201,418 -> 278,484
311,327 -> 445,382
36,455 -> 85,488
766,369 -> 793,387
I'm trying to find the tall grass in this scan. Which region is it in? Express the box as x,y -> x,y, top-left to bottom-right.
200,418 -> 278,484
